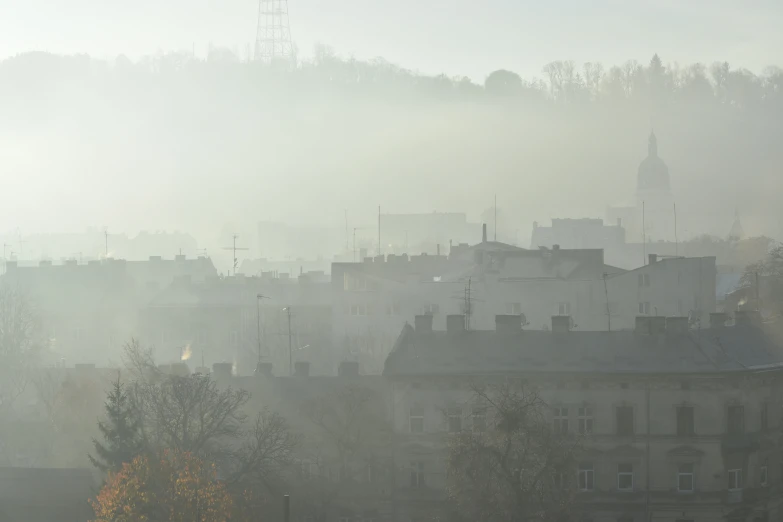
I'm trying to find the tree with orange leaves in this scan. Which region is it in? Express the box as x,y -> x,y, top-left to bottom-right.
91,450 -> 233,522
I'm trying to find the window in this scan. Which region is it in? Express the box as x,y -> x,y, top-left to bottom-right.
578,463 -> 594,491
472,406 -> 487,432
761,403 -> 769,431
424,303 -> 439,315
677,463 -> 694,492
558,302 -> 571,315
578,406 -> 593,435
349,304 -> 368,316
553,407 -> 569,435
727,405 -> 745,435
386,302 -> 400,316
617,463 -> 634,491
448,406 -> 462,433
410,462 -> 425,488
638,302 -> 650,315
760,459 -> 768,487
410,406 -> 424,433
728,468 -> 743,490
506,302 -> 522,315
676,406 -> 695,437
229,330 -> 239,348
616,406 -> 634,436
344,273 -> 368,291
638,273 -> 650,287
299,460 -> 316,479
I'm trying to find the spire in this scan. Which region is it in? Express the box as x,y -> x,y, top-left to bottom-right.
648,131 -> 658,157
729,208 -> 744,240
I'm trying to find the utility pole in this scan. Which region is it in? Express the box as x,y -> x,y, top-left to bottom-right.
285,306 -> 293,375
755,271 -> 761,310
222,234 -> 248,276
256,294 -> 269,366
104,227 -> 109,259
352,227 -> 363,262
603,272 -> 611,331
464,277 -> 472,330
344,209 -> 349,253
378,205 -> 381,257
642,201 -> 647,265
673,202 -> 679,257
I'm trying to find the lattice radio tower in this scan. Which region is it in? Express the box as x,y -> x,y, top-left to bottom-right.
255,0 -> 294,66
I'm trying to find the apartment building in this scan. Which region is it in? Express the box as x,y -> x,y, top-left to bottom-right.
1,255 -> 217,365
140,272 -> 332,375
332,240 -> 716,373
382,311 -> 783,522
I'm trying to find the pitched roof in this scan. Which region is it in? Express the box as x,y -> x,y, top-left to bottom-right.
383,323 -> 783,377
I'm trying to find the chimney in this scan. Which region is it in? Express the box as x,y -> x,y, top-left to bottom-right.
495,314 -> 522,334
212,362 -> 233,380
437,244 -> 440,256
414,314 -> 433,333
649,316 -> 666,335
551,315 -> 571,333
482,223 -> 487,243
648,254 -> 657,264
709,312 -> 728,328
446,314 -> 466,334
255,362 -> 273,377
294,361 -> 310,377
338,361 -> 360,377
735,310 -> 761,326
635,316 -> 651,334
665,316 -> 689,334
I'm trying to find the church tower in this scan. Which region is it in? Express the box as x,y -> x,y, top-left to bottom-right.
636,131 -> 674,242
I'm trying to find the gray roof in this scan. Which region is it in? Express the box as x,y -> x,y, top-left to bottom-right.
383,324 -> 783,377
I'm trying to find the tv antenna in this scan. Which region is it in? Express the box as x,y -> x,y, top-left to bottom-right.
254,0 -> 294,67
222,234 -> 248,276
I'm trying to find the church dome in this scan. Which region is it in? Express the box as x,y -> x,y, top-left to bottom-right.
637,132 -> 670,192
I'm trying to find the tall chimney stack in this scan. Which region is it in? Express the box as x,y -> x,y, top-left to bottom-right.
482,224 -> 487,243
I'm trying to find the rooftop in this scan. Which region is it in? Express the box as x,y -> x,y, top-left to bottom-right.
383,315 -> 783,377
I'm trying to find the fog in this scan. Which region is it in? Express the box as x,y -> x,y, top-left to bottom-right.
3,3 -> 783,521
2,1 -> 783,252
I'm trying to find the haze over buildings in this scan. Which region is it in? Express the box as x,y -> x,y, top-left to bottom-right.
3,2 -> 783,521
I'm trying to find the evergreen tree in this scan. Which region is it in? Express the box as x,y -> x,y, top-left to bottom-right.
89,375 -> 144,473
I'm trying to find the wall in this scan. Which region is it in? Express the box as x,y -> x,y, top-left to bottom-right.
389,372 -> 783,522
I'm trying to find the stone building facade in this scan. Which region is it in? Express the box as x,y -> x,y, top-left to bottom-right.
383,312 -> 783,522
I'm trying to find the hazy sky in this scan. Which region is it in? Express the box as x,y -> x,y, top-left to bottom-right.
2,0 -> 782,81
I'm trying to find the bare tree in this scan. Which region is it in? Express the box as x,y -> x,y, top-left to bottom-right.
295,384 -> 391,521
0,285 -> 40,415
121,340 -> 298,486
446,383 -> 581,522
229,409 -> 300,487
